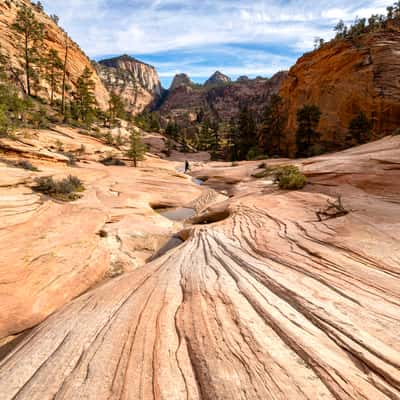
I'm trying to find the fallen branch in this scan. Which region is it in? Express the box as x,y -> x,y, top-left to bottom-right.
316,196 -> 349,221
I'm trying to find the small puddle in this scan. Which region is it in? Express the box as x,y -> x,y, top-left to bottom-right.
157,207 -> 195,221
192,178 -> 204,185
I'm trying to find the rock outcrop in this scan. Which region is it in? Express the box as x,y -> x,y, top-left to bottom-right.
159,71 -> 288,122
279,29 -> 400,155
0,132 -> 399,399
96,55 -> 163,115
169,73 -> 193,91
204,70 -> 231,86
0,0 -> 109,109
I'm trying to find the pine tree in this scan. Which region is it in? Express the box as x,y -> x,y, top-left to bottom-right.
258,94 -> 286,156
11,5 -> 45,96
347,112 -> 373,145
44,49 -> 63,105
237,104 -> 257,160
73,67 -> 97,125
61,33 -> 69,115
108,92 -> 125,126
296,105 -> 321,157
126,127 -> 146,167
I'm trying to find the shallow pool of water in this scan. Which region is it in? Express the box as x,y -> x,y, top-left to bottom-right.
158,207 -> 195,221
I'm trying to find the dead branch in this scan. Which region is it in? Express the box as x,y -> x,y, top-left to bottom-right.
316,196 -> 349,221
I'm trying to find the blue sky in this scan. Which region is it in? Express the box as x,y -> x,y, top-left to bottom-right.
41,0 -> 389,88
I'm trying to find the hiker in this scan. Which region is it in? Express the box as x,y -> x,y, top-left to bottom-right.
184,160 -> 190,173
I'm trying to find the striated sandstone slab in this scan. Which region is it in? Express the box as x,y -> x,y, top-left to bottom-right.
0,137 -> 399,399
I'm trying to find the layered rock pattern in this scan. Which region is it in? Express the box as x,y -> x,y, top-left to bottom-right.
159,71 -> 287,122
97,55 -> 163,115
279,29 -> 400,155
0,134 -> 399,399
0,0 -> 109,109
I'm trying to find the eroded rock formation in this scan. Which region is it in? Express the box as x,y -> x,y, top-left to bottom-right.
0,132 -> 399,399
279,29 -> 400,155
0,0 -> 109,109
159,71 -> 287,122
96,55 -> 163,115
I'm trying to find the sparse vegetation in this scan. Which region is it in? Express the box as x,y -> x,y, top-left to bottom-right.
273,165 -> 307,190
16,159 -> 39,171
100,156 -> 125,166
126,127 -> 146,167
296,105 -> 322,157
316,196 -> 349,221
33,175 -> 85,201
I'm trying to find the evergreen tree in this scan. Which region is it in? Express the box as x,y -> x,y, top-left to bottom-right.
73,67 -> 97,125
258,94 -> 286,156
11,5 -> 45,97
165,120 -> 180,139
126,127 -> 146,167
347,112 -> 373,145
236,104 -> 257,160
61,33 -> 69,115
296,105 -> 321,157
108,92 -> 125,126
43,49 -> 63,105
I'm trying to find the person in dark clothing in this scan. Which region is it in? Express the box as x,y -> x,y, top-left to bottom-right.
184,160 -> 190,173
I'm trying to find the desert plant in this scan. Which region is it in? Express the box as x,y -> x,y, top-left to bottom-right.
273,165 -> 307,190
16,159 -> 39,171
33,175 -> 84,201
100,156 -> 125,166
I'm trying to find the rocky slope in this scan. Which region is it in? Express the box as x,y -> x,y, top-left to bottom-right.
159,71 -> 287,122
0,0 -> 109,109
96,55 -> 163,115
280,28 -> 400,155
0,127 -> 399,398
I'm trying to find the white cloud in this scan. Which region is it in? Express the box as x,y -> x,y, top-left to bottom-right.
40,0 -> 389,82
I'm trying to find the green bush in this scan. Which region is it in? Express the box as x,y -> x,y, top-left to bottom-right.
273,165 -> 307,190
251,168 -> 270,179
33,175 -> 85,201
100,156 -> 125,166
16,159 -> 39,171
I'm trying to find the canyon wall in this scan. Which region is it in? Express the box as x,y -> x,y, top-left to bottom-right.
280,28 -> 400,155
159,71 -> 288,122
0,0 -> 109,109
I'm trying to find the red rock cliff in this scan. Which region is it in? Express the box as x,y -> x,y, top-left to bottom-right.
0,0 -> 109,109
279,28 -> 400,155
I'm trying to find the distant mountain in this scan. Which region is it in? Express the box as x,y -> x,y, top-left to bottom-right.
157,71 -> 288,123
96,55 -> 163,115
204,71 -> 231,86
169,73 -> 193,91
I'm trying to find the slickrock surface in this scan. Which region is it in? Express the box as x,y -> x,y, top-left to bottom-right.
0,135 -> 399,399
0,127 -> 205,340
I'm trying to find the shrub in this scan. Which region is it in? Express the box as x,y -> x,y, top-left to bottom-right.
100,156 -> 125,166
33,175 -> 85,201
16,159 -> 39,171
273,165 -> 307,190
252,169 -> 270,179
392,128 -> 400,136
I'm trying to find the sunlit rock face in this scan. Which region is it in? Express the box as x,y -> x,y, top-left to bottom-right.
0,0 -> 109,109
0,132 -> 399,400
96,55 -> 163,115
159,71 -> 288,123
279,28 -> 400,155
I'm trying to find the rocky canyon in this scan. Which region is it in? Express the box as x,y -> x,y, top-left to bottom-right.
0,1 -> 399,399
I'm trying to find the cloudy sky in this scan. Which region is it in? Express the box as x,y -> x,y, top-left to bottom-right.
41,0 -> 389,88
